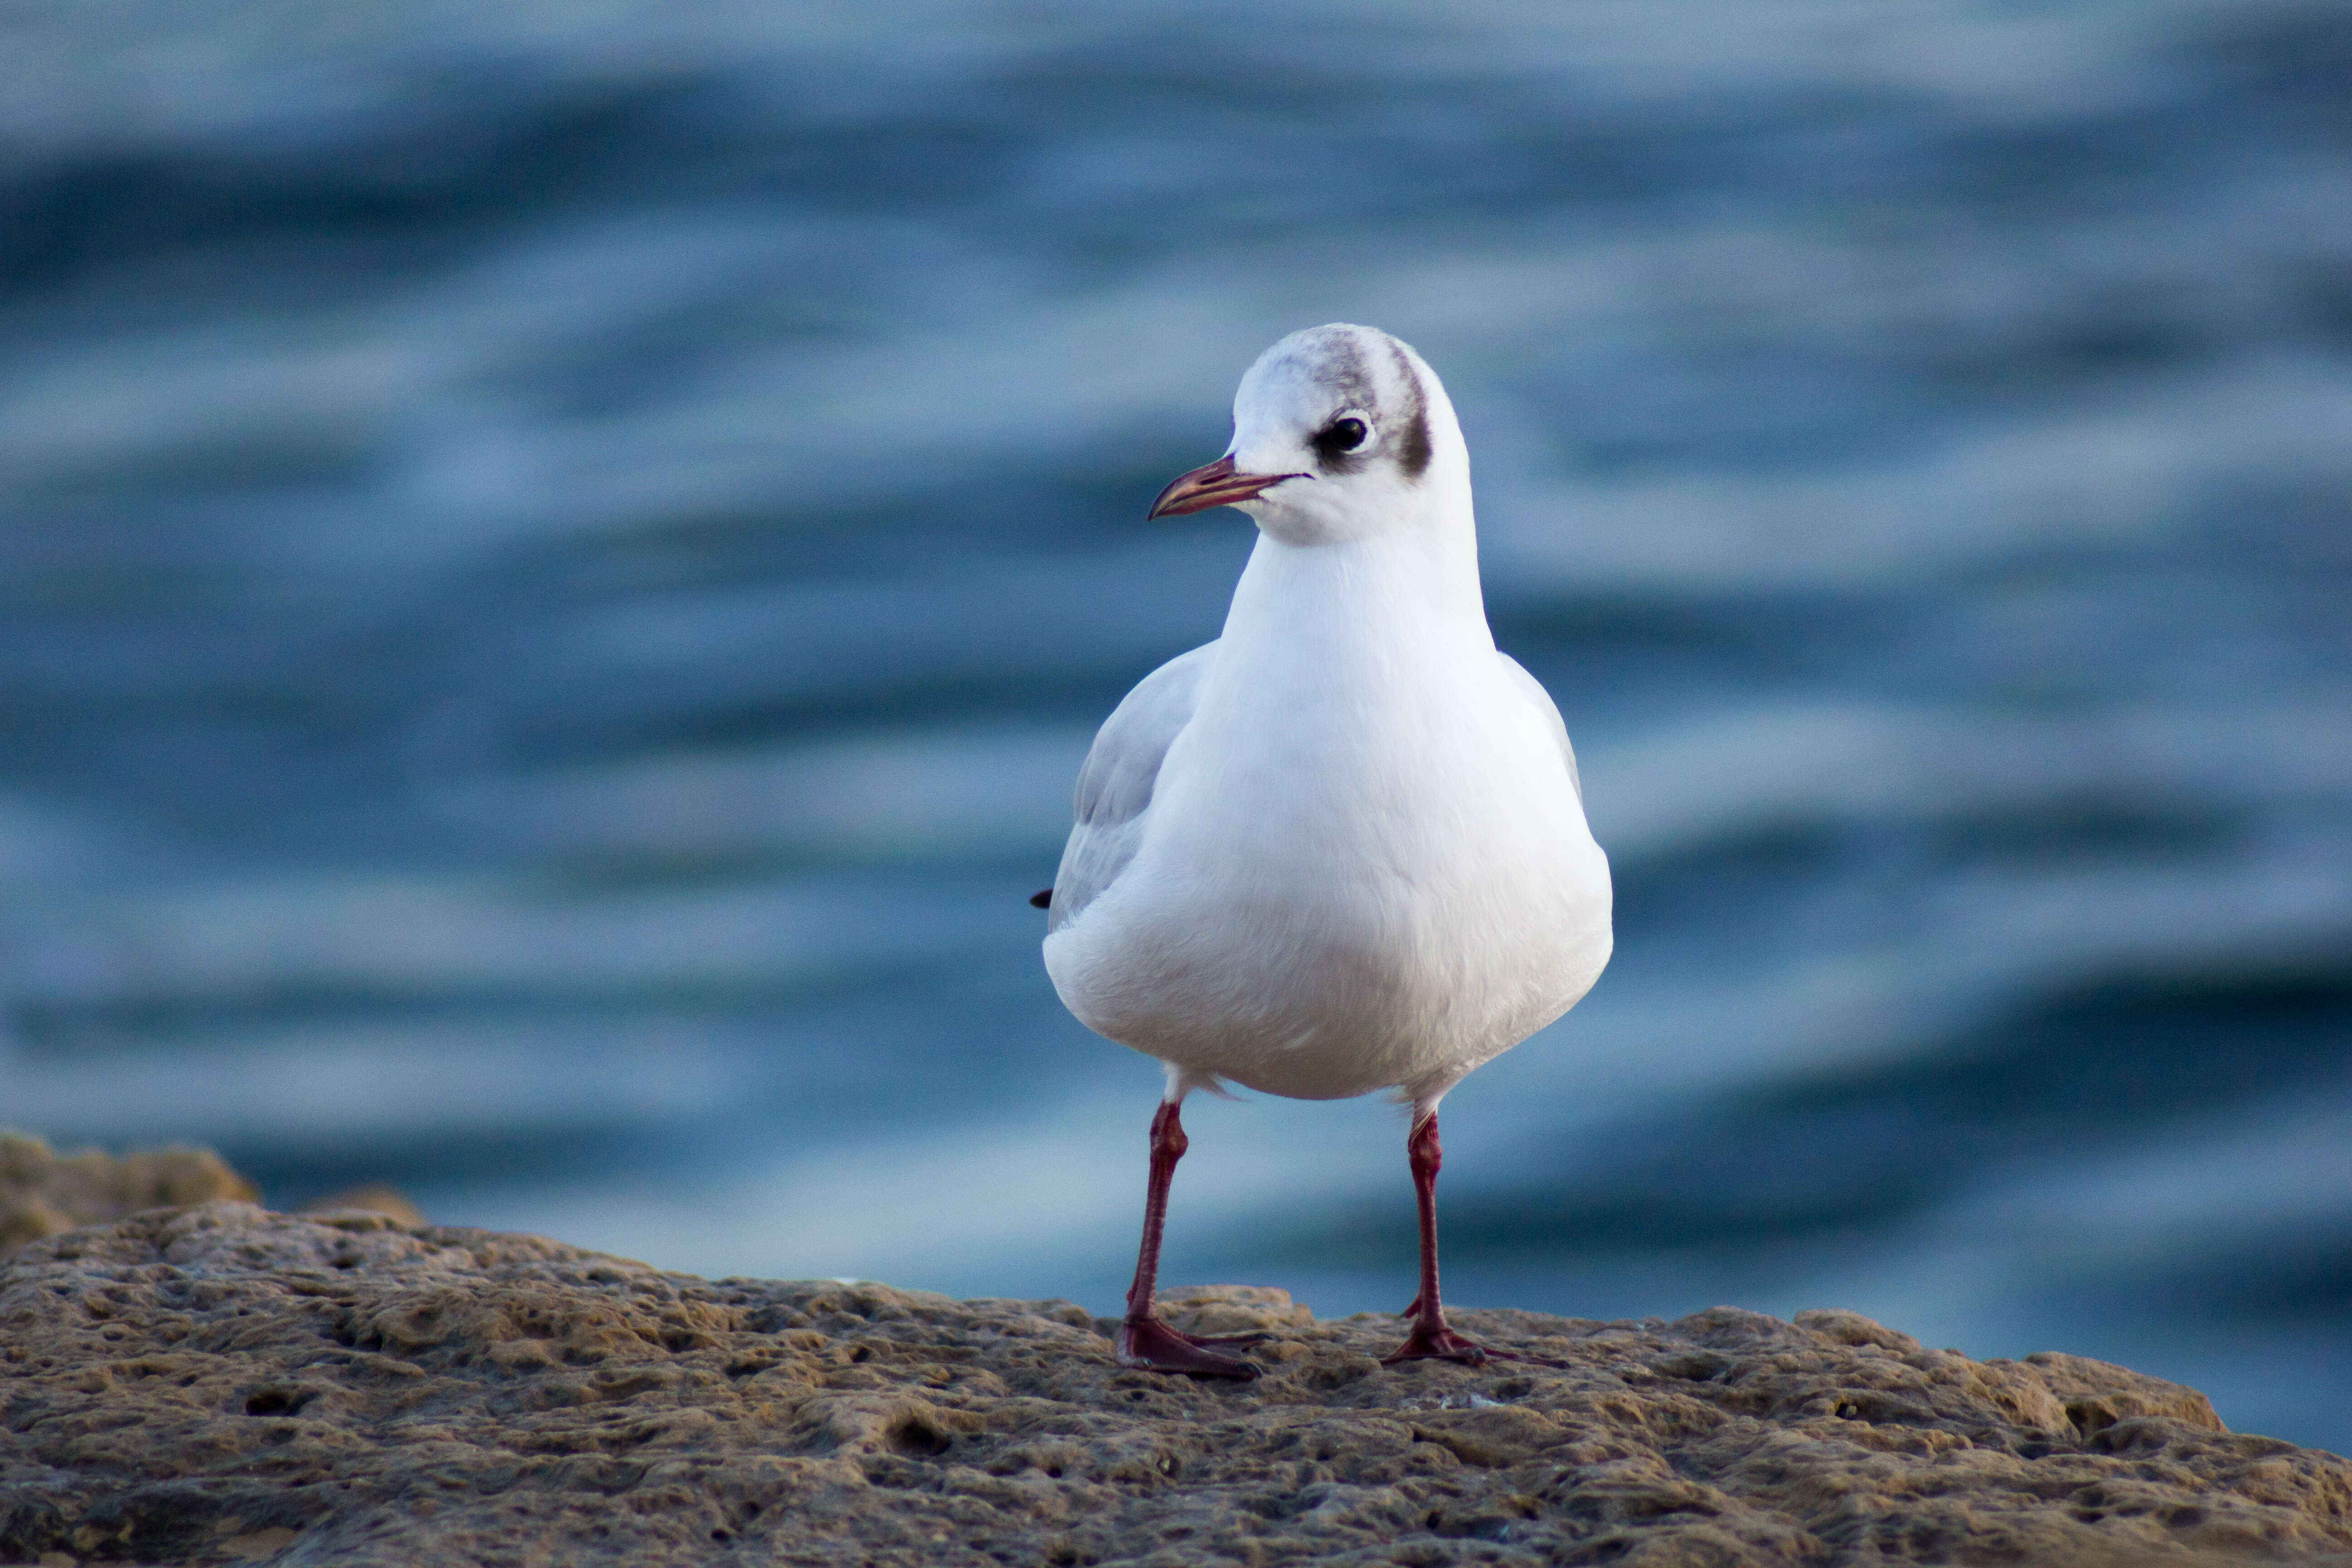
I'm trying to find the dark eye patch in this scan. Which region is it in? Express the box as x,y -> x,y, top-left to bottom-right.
1312,416 -> 1370,465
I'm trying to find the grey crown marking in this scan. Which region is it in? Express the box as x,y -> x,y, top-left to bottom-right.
1298,330 -> 1430,482
1388,340 -> 1431,480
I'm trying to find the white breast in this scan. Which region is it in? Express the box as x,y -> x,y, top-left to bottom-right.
1044,534 -> 1612,1105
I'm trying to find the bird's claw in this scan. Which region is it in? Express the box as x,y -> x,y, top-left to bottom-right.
1173,1328 -> 1270,1350
1383,1316 -> 1570,1369
1382,1321 -> 1494,1365
1117,1317 -> 1261,1379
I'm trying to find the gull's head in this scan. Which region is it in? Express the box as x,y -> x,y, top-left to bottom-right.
1148,323 -> 1464,546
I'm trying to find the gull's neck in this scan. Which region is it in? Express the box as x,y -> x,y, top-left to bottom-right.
1220,489 -> 1491,664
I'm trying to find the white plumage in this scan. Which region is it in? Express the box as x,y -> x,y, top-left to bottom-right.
1039,323 -> 1612,1375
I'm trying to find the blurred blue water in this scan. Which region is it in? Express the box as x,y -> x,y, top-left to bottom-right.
2,0 -> 2349,1447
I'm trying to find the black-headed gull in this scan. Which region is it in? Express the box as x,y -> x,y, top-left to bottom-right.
1035,324 -> 1612,1376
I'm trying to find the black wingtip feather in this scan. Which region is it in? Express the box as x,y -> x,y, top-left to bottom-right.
1029,888 -> 1053,909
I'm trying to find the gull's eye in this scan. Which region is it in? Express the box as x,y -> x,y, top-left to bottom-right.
1313,415 -> 1371,463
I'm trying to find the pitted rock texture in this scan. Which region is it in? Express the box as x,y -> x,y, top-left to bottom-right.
0,1134 -> 256,1260
2,1203 -> 2347,1566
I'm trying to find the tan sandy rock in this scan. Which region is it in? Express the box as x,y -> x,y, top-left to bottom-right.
293,1186 -> 428,1228
0,1133 -> 256,1259
1,1201 -> 2347,1566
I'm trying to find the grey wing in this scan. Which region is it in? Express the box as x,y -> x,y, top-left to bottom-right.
1046,643 -> 1213,934
1497,652 -> 1582,805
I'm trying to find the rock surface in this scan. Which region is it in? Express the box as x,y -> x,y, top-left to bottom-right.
0,1135 -> 255,1260
3,1202 -> 2348,1567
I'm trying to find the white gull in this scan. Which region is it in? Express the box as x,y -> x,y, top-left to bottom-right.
1036,323 -> 1613,1375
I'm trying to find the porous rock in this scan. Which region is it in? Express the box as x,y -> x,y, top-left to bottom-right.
2,1202 -> 2347,1566
0,1134 -> 256,1259
292,1186 -> 427,1229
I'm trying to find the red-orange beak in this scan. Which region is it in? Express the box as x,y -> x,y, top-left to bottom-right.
1146,455 -> 1307,519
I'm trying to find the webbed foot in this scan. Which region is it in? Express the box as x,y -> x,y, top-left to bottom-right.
1383,1314 -> 1568,1369
1117,1317 -> 1260,1379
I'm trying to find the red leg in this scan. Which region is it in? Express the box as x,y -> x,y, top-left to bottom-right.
1383,1113 -> 1568,1368
1116,1100 -> 1258,1379
1383,1112 -> 1494,1364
